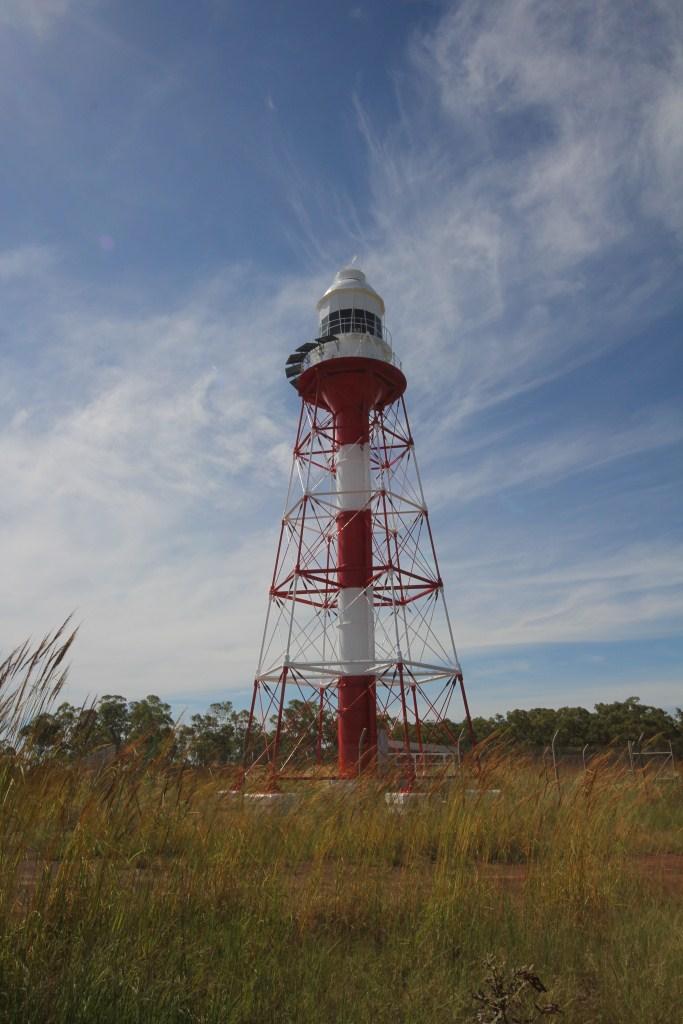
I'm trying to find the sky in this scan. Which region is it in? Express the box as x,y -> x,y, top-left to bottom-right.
1,0 -> 682,719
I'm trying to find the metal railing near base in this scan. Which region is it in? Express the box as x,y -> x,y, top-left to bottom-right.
627,735 -> 678,781
540,730 -> 563,799
541,735 -> 680,791
379,728 -> 466,777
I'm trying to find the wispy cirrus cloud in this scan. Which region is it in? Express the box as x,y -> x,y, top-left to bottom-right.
1,1 -> 681,713
0,0 -> 75,39
354,0 -> 683,412
0,250 -> 316,702
424,410 -> 683,508
0,244 -> 56,281
449,539 -> 683,650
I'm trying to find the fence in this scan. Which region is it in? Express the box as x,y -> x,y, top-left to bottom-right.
542,730 -> 679,788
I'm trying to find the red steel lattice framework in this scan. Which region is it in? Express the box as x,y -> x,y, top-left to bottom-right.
242,348 -> 475,784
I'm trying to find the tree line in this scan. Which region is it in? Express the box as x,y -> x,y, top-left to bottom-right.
13,693 -> 683,765
15,695 -> 247,764
469,697 -> 682,752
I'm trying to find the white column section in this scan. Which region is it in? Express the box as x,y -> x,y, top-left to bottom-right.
336,442 -> 371,511
336,442 -> 375,675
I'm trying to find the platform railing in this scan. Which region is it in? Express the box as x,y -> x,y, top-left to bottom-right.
300,328 -> 402,374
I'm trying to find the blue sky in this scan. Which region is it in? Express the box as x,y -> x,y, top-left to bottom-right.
1,0 -> 681,718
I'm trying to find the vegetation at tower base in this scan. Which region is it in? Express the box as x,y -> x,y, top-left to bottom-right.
1,629 -> 682,1023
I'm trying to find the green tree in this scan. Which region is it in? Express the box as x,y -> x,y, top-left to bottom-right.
468,714 -> 506,742
505,708 -> 560,747
128,695 -> 173,758
96,695 -> 130,752
20,703 -> 105,760
19,711 -> 64,760
554,706 -> 593,748
270,698 -> 336,759
185,701 -> 237,765
591,697 -> 678,745
67,707 -> 101,757
231,708 -> 253,759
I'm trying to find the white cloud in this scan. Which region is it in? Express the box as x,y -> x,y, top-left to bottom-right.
646,80 -> 683,235
446,540 -> 683,651
0,244 -> 55,282
0,254 -> 321,701
352,0 -> 683,419
420,0 -> 683,249
0,0 -> 74,38
1,1 -> 682,713
424,410 -> 683,507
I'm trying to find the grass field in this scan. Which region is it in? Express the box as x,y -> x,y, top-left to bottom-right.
1,745 -> 682,1024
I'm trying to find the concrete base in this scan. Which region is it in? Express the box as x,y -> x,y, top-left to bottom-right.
243,792 -> 299,812
385,791 -> 430,813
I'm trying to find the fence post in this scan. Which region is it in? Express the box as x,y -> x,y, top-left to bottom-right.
551,729 -> 561,800
358,727 -> 367,778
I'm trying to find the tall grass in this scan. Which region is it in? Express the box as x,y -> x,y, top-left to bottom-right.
1,633 -> 681,1023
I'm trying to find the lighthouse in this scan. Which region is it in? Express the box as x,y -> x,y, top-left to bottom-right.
244,268 -> 474,782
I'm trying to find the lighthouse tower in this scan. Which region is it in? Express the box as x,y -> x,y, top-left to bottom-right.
243,268 -> 474,782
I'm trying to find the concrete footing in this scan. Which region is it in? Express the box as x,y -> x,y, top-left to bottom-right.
242,792 -> 299,812
384,791 -> 430,813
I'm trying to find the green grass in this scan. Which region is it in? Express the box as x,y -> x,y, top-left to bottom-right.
0,749 -> 681,1023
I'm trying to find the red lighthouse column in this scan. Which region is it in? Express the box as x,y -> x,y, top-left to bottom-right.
330,378 -> 376,776
300,356 -> 405,777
